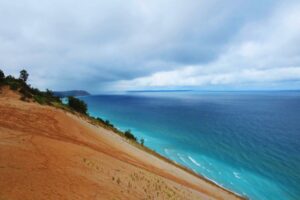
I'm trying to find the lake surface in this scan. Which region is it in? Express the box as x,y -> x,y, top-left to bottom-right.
80,91 -> 300,200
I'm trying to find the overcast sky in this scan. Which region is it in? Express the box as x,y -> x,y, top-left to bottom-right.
1,0 -> 300,92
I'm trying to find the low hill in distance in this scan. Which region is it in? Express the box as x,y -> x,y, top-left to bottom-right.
53,90 -> 90,97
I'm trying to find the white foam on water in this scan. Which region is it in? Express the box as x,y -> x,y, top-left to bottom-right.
178,154 -> 190,166
188,156 -> 202,167
233,172 -> 241,179
164,148 -> 170,155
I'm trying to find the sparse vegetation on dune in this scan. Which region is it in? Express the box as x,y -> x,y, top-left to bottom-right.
0,68 -> 142,144
0,69 -> 61,104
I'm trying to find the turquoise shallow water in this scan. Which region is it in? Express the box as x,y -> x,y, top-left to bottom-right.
79,91 -> 300,200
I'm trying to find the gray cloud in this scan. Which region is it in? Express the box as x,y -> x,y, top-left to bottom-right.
0,0 -> 299,92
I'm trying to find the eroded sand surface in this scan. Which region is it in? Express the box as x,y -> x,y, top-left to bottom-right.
0,88 -> 243,200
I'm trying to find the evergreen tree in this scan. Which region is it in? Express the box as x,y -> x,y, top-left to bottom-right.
19,69 -> 29,82
0,69 -> 4,82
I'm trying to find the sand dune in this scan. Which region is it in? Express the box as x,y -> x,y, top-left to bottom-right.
0,88 -> 243,200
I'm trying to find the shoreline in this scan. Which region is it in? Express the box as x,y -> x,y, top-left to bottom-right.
86,118 -> 245,200
83,106 -> 246,199
82,107 -> 246,199
97,122 -> 246,200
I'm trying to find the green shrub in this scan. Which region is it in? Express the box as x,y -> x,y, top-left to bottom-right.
140,138 -> 145,146
20,87 -> 33,99
95,117 -> 105,123
68,96 -> 87,114
44,89 -> 61,103
105,120 -> 114,128
19,69 -> 29,83
10,82 -> 19,90
34,95 -> 47,104
124,129 -> 137,141
5,75 -> 22,90
95,117 -> 114,128
29,87 -> 42,95
5,75 -> 16,82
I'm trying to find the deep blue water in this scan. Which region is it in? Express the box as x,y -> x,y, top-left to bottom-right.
79,91 -> 300,200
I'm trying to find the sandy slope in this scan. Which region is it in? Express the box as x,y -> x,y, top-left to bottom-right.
0,88 -> 243,200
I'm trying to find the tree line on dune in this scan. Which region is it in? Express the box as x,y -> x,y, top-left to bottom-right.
0,69 -> 143,145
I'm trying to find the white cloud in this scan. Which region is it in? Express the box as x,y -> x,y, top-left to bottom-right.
112,66 -> 300,90
112,1 -> 300,91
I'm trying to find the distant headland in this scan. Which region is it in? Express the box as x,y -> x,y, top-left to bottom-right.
53,90 -> 90,98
